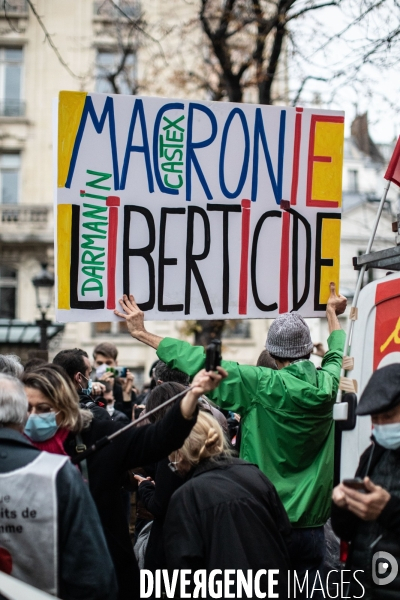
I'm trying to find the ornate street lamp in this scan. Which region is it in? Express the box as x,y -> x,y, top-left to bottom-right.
31,263 -> 54,351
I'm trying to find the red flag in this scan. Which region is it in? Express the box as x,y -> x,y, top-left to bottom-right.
384,136 -> 400,186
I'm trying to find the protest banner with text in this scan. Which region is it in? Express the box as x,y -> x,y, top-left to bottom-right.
55,92 -> 344,322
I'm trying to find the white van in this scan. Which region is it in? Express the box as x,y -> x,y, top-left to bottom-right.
339,270 -> 400,479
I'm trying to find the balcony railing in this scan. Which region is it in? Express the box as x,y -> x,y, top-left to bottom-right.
0,100 -> 25,117
1,204 -> 49,224
1,0 -> 28,14
93,0 -> 140,19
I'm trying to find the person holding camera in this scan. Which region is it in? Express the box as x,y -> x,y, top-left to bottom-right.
93,342 -> 136,420
53,348 -> 109,421
331,364 -> 400,599
114,283 -> 347,595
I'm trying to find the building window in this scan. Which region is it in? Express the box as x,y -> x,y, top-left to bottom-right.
348,169 -> 359,192
0,47 -> 24,116
0,1 -> 28,14
93,321 -> 129,336
93,0 -> 140,19
222,320 -> 251,339
95,49 -> 136,95
0,153 -> 20,204
0,266 -> 17,319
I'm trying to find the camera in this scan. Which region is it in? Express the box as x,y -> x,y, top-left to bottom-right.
205,340 -> 222,372
106,366 -> 128,378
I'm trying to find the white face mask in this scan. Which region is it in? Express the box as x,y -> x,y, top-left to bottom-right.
96,364 -> 107,379
373,422 -> 400,450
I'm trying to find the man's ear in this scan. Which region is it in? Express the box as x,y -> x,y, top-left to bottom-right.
73,372 -> 81,387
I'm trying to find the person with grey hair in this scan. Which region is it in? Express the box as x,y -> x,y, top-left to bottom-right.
0,372 -> 27,427
115,282 -> 347,600
0,354 -> 23,379
0,373 -> 118,600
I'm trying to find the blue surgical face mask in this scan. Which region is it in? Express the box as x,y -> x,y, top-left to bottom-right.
79,373 -> 93,396
373,422 -> 400,450
24,412 -> 59,442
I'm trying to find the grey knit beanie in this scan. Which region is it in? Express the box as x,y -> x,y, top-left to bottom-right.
266,312 -> 313,359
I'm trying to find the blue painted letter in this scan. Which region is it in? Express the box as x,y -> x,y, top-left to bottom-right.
120,99 -> 154,193
186,103 -> 217,201
251,109 -> 286,204
66,96 -> 119,189
219,108 -> 250,199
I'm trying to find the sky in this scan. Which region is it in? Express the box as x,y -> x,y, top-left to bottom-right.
287,0 -> 400,144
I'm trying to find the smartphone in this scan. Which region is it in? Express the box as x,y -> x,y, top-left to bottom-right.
134,406 -> 143,420
205,340 -> 222,371
343,478 -> 369,493
106,366 -> 127,378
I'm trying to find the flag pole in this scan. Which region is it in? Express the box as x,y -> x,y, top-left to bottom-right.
338,178 -> 391,400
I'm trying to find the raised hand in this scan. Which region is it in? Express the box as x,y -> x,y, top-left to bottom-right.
114,294 -> 145,338
327,282 -> 347,316
181,366 -> 228,420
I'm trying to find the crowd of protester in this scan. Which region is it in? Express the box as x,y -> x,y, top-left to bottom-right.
1,282 -> 400,600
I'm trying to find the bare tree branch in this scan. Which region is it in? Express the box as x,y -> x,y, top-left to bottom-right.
259,20 -> 286,104
292,75 -> 328,105
26,0 -> 85,80
215,0 -> 237,39
303,0 -> 387,60
3,0 -> 23,33
200,0 -> 245,102
286,2 -> 339,22
108,0 -> 167,62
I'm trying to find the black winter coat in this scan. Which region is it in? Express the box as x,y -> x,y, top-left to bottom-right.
138,456 -> 183,570
113,380 -> 136,419
164,456 -> 292,599
331,441 -> 400,599
78,392 -> 111,421
64,400 -> 198,600
108,407 -> 130,425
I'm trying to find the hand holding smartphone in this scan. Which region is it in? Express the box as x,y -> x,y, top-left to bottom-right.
205,340 -> 222,372
342,477 -> 369,494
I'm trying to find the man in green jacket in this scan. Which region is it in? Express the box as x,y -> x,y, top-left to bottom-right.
115,283 -> 346,594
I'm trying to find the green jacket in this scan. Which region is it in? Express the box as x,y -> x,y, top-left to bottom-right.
157,329 -> 345,528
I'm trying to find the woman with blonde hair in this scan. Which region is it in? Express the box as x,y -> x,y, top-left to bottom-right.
164,410 -> 292,598
22,364 -> 92,454
21,363 -> 226,600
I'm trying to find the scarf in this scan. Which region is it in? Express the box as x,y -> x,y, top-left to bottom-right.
26,427 -> 70,456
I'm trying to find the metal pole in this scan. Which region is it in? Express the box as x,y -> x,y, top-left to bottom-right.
39,312 -> 47,351
72,385 -> 195,464
338,180 -> 391,400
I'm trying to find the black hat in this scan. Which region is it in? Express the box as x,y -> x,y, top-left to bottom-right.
356,364 -> 400,416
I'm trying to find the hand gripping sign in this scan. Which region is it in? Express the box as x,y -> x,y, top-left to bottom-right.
55,92 -> 344,323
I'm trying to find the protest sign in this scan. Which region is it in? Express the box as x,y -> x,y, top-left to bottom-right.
55,92 -> 344,322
